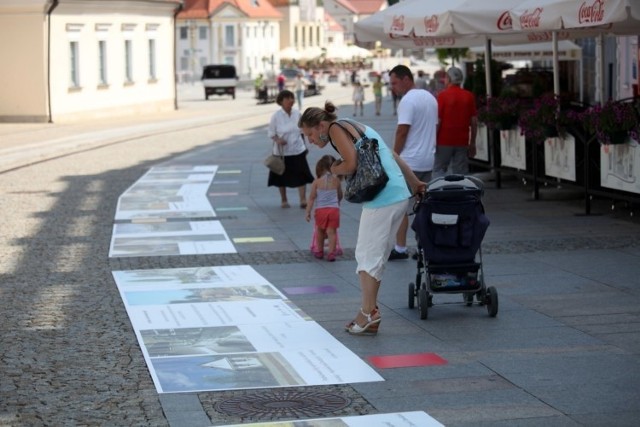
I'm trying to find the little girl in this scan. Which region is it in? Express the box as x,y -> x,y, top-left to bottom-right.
352,81 -> 364,116
305,155 -> 343,261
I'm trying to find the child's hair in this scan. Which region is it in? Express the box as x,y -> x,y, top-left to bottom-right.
315,155 -> 336,177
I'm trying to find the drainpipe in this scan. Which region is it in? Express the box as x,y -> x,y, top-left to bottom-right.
46,0 -> 59,123
173,1 -> 184,110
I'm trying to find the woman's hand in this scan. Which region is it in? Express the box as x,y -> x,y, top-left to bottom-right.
412,181 -> 427,199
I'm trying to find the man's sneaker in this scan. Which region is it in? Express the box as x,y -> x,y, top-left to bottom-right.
388,249 -> 409,260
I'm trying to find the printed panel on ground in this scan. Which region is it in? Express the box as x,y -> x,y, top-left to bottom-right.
109,220 -> 235,257
112,265 -> 384,393
218,411 -> 444,426
115,165 -> 218,220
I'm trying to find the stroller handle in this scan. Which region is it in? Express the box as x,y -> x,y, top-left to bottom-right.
426,174 -> 485,197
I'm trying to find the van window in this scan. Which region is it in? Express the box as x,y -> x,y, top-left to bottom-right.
202,65 -> 236,79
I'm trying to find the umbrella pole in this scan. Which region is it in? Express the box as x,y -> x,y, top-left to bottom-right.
597,34 -> 606,105
553,31 -> 560,97
484,38 -> 492,97
484,37 -> 501,189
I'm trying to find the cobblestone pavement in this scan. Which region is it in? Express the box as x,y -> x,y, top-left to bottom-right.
0,84 -> 355,426
2,83 -> 640,426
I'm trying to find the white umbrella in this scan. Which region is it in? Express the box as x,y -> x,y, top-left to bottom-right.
300,46 -> 323,60
355,4 -> 490,49
466,40 -> 583,62
279,47 -> 301,60
348,45 -> 373,58
510,0 -> 640,33
354,0 -> 595,96
325,45 -> 372,61
325,45 -> 352,61
356,1 -> 520,96
381,0 -> 524,38
510,0 -> 640,100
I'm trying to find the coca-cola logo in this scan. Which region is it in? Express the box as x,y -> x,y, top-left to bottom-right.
390,15 -> 405,32
519,8 -> 542,29
424,15 -> 439,33
497,11 -> 512,31
578,0 -> 605,24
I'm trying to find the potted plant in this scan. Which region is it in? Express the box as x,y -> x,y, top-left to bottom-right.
477,94 -> 521,131
518,93 -> 575,143
580,99 -> 640,145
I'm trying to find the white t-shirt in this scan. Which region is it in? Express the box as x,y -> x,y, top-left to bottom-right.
268,108 -> 306,156
396,88 -> 438,172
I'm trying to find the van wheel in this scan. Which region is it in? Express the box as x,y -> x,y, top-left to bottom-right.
205,94 -> 209,100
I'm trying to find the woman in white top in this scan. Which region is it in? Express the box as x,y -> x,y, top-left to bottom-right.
268,90 -> 314,208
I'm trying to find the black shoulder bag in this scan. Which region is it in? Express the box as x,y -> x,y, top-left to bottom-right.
330,120 -> 389,203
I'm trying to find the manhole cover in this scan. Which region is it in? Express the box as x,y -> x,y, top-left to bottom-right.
214,390 -> 352,418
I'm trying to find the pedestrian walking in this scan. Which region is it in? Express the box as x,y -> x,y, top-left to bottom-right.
415,70 -> 428,90
267,90 -> 314,208
294,73 -> 306,110
388,65 -> 438,260
433,66 -> 478,178
372,75 -> 383,116
352,81 -> 365,116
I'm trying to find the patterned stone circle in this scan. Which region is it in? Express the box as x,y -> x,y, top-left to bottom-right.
214,390 -> 352,418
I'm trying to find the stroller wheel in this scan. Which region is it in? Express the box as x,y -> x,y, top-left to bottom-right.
408,283 -> 416,309
486,286 -> 499,317
419,288 -> 429,320
476,290 -> 486,306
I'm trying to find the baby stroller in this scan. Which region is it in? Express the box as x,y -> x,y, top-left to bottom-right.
409,175 -> 497,319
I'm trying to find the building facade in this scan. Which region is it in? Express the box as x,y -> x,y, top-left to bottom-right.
0,0 -> 181,123
323,0 -> 386,44
176,0 -> 282,82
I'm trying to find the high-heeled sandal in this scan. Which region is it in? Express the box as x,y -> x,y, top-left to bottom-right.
345,306 -> 380,331
346,308 -> 381,335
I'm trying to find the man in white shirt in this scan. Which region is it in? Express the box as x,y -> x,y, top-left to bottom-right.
388,65 -> 438,260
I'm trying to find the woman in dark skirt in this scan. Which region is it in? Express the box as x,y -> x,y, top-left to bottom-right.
267,90 -> 314,208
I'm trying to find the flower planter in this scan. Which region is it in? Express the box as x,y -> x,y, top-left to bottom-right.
607,131 -> 630,145
600,137 -> 640,194
496,119 -> 518,131
543,125 -> 559,139
474,124 -> 490,162
500,127 -> 526,170
544,133 -> 576,182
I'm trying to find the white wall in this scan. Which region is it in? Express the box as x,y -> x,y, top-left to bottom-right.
0,4 -> 49,121
0,0 -> 178,123
50,6 -> 176,121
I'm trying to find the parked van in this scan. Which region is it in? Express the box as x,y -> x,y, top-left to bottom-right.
201,64 -> 237,100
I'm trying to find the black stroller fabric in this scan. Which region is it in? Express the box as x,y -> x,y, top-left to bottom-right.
412,193 -> 489,264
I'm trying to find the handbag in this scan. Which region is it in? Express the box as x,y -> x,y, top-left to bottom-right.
331,120 -> 388,203
264,142 -> 285,175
